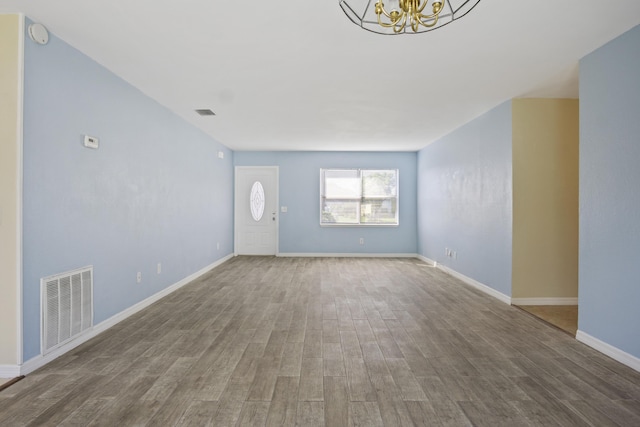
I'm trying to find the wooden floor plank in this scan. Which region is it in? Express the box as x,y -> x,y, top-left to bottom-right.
295,401 -> 324,427
0,257 -> 637,427
345,357 -> 377,402
236,401 -> 271,426
350,401 -> 384,426
323,376 -> 349,427
174,400 -> 218,427
266,376 -> 299,427
299,358 -> 324,402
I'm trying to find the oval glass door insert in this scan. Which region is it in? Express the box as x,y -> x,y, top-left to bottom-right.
250,181 -> 265,221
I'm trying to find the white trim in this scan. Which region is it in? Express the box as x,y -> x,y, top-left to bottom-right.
416,255 -> 437,266
0,365 -> 21,378
16,12 -> 25,367
20,254 -> 232,375
420,256 -> 511,305
441,264 -> 511,305
511,297 -> 578,306
278,253 -> 418,258
576,330 -> 640,373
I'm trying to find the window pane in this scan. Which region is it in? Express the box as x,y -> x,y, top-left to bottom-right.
322,199 -> 360,224
361,198 -> 397,224
324,169 -> 360,199
320,168 -> 399,226
362,170 -> 397,197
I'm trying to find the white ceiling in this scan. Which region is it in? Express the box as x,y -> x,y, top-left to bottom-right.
3,1 -> 640,151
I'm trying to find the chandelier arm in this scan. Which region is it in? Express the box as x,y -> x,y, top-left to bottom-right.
418,11 -> 438,19
377,19 -> 393,29
416,0 -> 429,14
377,12 -> 403,29
378,7 -> 392,19
394,13 -> 408,33
375,1 -> 396,21
375,1 -> 407,29
411,17 -> 419,32
417,6 -> 442,20
416,13 -> 439,28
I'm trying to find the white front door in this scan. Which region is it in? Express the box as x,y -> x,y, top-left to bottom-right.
235,166 -> 278,255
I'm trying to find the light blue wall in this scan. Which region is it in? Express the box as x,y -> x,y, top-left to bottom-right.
234,152 -> 418,254
22,21 -> 233,360
579,25 -> 640,358
417,102 -> 513,297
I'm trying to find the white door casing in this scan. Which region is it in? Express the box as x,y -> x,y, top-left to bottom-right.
234,166 -> 278,255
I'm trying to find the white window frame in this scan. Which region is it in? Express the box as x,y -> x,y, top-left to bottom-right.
320,168 -> 399,227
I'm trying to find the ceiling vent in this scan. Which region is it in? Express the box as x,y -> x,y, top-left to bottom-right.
195,109 -> 216,116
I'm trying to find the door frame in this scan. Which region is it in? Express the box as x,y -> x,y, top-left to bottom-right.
234,166 -> 279,256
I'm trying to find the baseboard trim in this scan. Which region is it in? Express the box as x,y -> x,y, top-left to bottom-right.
0,365 -> 21,377
277,253 -> 419,258
416,255 -> 437,266
576,330 -> 640,373
20,254 -> 233,376
511,297 -> 578,306
420,256 -> 511,305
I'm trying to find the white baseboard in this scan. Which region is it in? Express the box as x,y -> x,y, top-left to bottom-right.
511,297 -> 578,306
20,254 -> 233,376
420,256 -> 511,305
576,330 -> 640,373
0,365 -> 21,378
416,255 -> 437,266
278,253 -> 419,258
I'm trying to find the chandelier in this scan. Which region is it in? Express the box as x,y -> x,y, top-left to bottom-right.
339,0 -> 481,35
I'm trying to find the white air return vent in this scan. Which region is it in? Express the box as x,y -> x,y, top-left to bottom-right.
41,266 -> 93,355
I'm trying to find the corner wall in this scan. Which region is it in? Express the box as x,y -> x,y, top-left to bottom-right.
512,99 -> 579,302
0,14 -> 22,368
579,24 -> 640,361
417,101 -> 513,298
21,19 -> 234,361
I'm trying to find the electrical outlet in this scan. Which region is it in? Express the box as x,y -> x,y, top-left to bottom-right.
445,247 -> 450,257
137,272 -> 142,283
217,242 -> 220,250
157,263 -> 162,274
359,238 -> 364,245
453,251 -> 457,259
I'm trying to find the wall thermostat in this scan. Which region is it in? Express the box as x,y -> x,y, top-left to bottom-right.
83,135 -> 99,149
28,23 -> 49,45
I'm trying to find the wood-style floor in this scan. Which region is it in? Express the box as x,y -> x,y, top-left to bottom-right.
517,305 -> 579,336
1,257 -> 639,426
